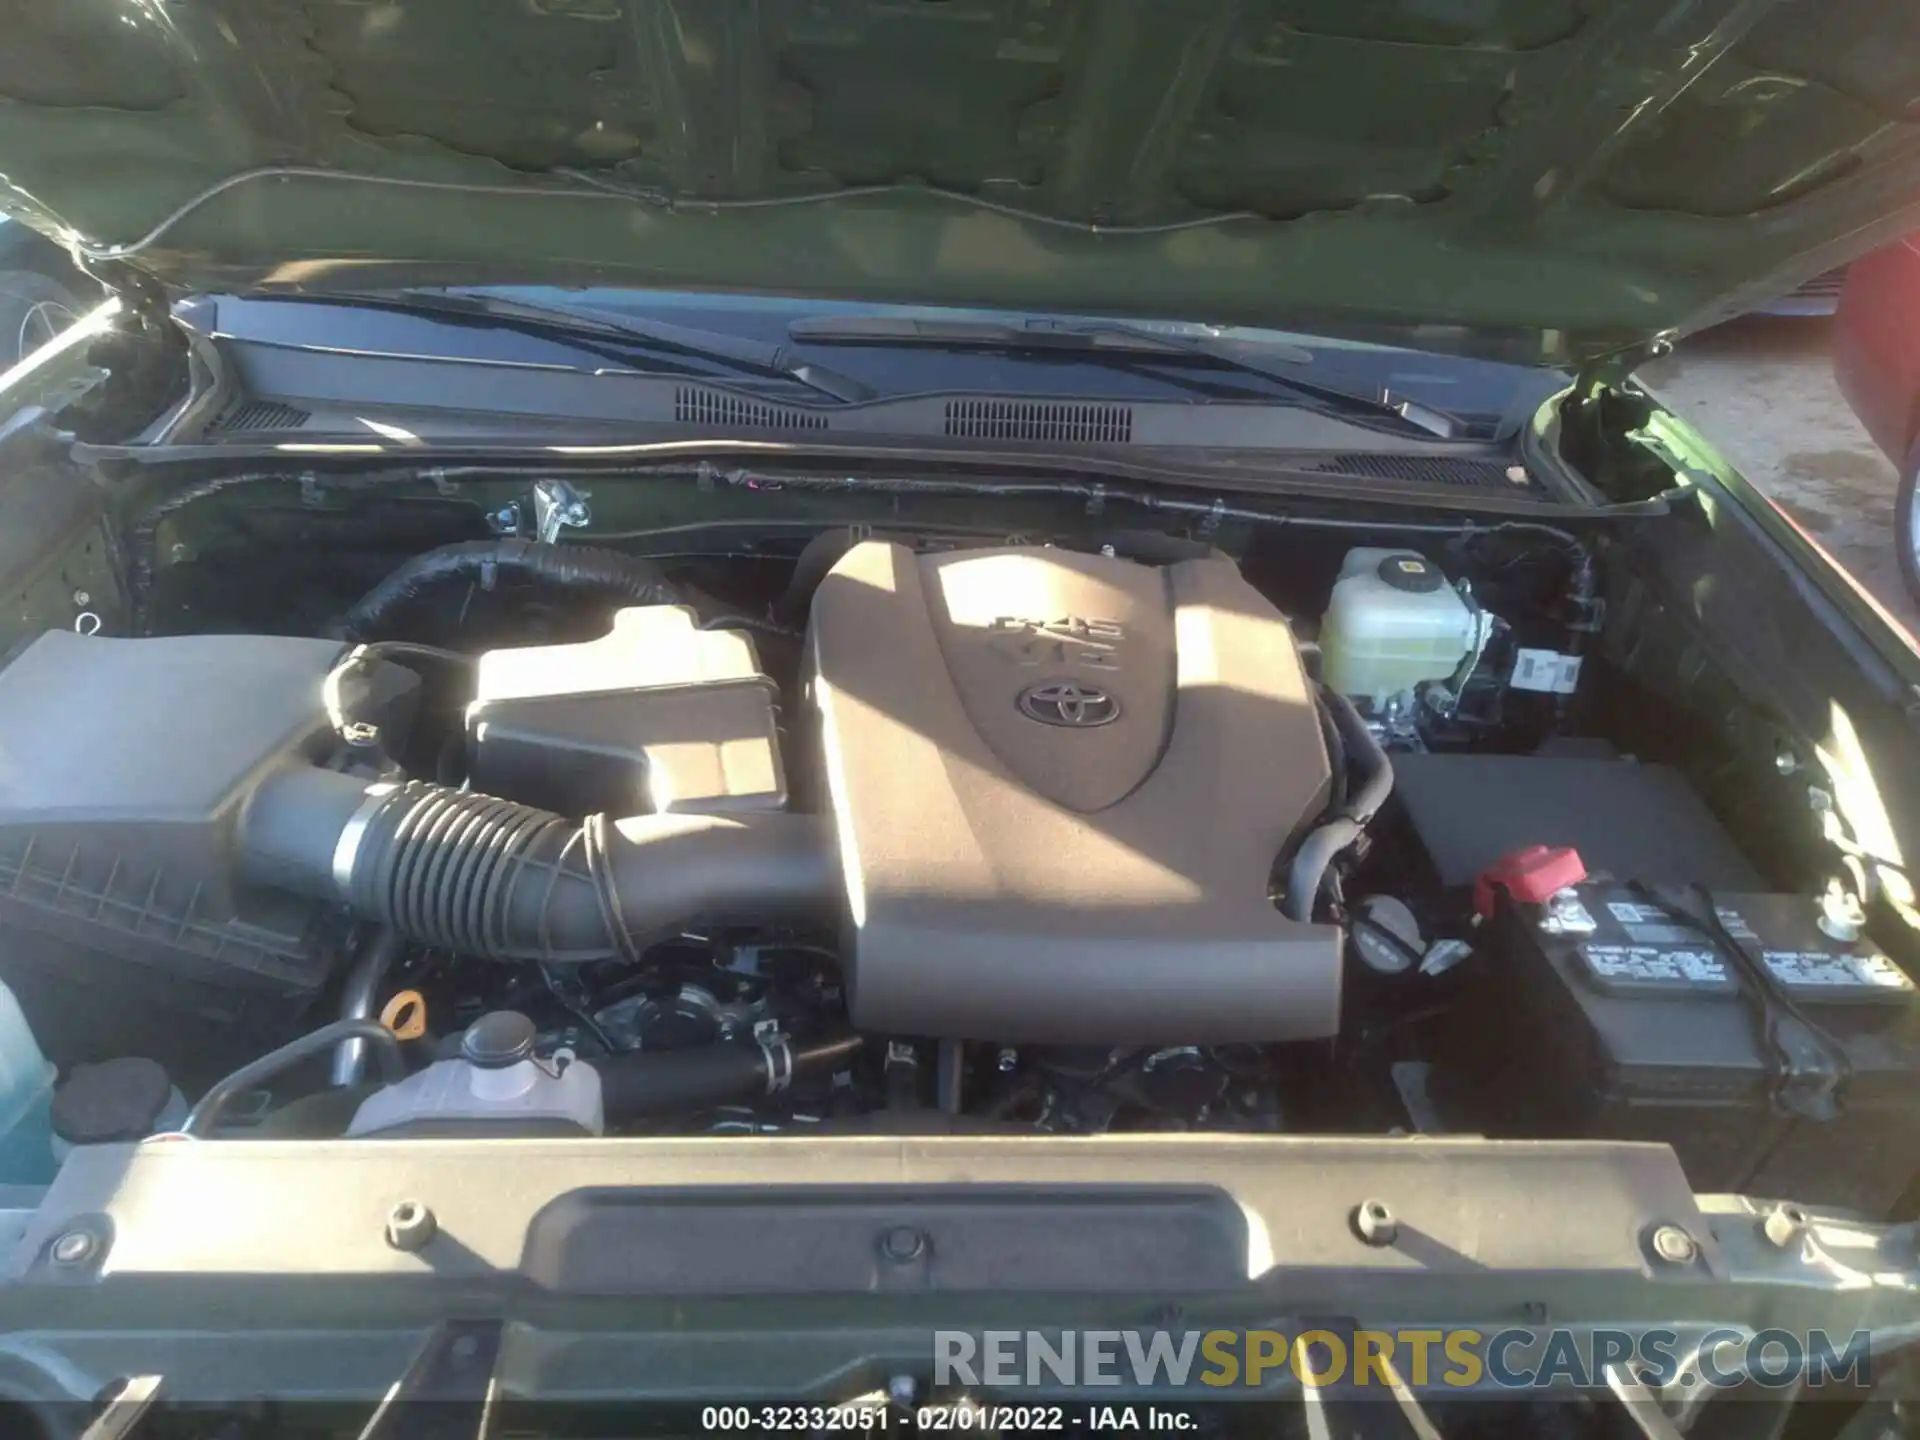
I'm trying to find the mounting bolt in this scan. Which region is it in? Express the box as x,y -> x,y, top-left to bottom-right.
887,1374 -> 917,1407
879,1225 -> 926,1262
1774,744 -> 1800,776
996,1047 -> 1018,1073
340,721 -> 381,748
1650,1224 -> 1697,1265
71,589 -> 90,606
1352,1198 -> 1398,1246
386,1200 -> 437,1252
491,505 -> 519,533
1763,1204 -> 1808,1250
50,1230 -> 97,1267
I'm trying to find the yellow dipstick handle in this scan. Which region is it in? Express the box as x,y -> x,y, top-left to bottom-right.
380,989 -> 428,1041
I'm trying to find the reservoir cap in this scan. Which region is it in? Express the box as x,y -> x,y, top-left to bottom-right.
1377,555 -> 1446,594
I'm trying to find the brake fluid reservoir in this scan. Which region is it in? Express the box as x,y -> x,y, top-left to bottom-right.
1320,549 -> 1483,709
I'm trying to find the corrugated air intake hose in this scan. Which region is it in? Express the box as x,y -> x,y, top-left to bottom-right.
240,767 -> 840,963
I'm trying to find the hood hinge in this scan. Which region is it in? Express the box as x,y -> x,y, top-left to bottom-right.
1572,332 -> 1678,403
58,253 -> 189,443
80,254 -> 171,326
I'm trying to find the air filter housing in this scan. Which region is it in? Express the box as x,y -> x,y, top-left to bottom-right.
466,606 -> 786,818
0,631 -> 359,1077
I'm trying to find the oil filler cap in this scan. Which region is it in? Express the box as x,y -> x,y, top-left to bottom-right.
460,1011 -> 537,1070
1377,554 -> 1446,594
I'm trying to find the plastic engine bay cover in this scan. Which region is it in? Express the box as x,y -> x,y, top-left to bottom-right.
807,541 -> 1341,1043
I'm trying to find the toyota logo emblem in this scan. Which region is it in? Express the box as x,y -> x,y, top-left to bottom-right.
1018,680 -> 1120,728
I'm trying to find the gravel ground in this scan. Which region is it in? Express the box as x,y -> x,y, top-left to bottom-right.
1636,316 -> 1919,637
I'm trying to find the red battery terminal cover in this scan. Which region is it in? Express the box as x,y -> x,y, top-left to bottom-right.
1474,845 -> 1588,919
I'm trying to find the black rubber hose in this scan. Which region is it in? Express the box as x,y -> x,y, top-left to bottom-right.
184,1019 -> 407,1137
810,1109 -> 1037,1135
241,770 -> 840,964
598,1032 -> 864,1121
1326,687 -> 1394,824
338,539 -> 681,640
772,528 -> 868,626
332,928 -> 408,1088
1282,689 -> 1394,922
1315,686 -> 1349,816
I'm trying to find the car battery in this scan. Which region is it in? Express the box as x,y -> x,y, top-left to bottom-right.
1436,882 -> 1920,1214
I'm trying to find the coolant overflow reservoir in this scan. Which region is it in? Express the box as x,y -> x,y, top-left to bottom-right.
0,978 -> 54,1183
1320,548 -> 1486,709
347,1011 -> 604,1137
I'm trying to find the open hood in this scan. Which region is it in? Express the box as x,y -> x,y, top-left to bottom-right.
7,0 -> 1920,365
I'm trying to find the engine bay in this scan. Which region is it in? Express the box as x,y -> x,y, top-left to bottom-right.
4,471 -> 1919,1218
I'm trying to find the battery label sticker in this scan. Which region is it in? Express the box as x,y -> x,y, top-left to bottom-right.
1762,949 -> 1917,992
1581,943 -> 1730,986
1621,922 -> 1699,945
1603,902 -> 1756,942
1511,649 -> 1583,695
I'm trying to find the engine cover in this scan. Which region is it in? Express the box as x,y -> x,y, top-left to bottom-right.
807,541 -> 1341,1043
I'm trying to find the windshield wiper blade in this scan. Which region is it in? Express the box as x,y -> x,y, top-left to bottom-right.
788,313 -> 1285,355
354,289 -> 876,403
786,315 -> 1462,438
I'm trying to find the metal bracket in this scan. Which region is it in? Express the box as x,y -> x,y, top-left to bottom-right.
1294,1329 -> 1689,1440
356,1320 -> 502,1440
530,479 -> 591,544
78,1375 -> 164,1440
758,1025 -> 794,1094
1197,497 -> 1227,540
1295,1320 -> 1442,1440
1603,1362 -> 1686,1440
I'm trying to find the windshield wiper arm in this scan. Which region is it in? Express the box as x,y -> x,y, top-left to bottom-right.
786,315 -> 1462,438
351,289 -> 876,403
